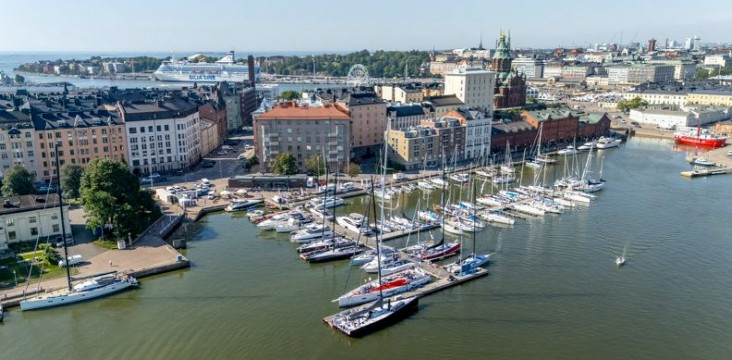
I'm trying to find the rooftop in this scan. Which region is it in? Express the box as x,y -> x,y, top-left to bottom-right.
423,95 -> 464,107
0,194 -> 63,216
387,104 -> 425,118
256,102 -> 350,120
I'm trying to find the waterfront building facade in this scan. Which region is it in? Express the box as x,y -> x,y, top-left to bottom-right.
444,109 -> 491,160
387,126 -> 441,170
118,98 -> 201,175
420,117 -> 466,161
254,102 -> 351,172
422,95 -> 464,118
387,104 -> 427,130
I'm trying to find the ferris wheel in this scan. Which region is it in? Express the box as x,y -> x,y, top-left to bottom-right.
346,64 -> 370,87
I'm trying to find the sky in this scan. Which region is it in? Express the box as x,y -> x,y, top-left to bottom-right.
2,0 -> 731,53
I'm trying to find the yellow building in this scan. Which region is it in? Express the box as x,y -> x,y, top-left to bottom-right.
686,91 -> 732,107
198,118 -> 220,157
387,126 -> 441,170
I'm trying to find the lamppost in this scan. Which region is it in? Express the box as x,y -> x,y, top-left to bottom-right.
13,269 -> 17,286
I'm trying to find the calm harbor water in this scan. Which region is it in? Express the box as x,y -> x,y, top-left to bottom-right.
3,137 -> 732,359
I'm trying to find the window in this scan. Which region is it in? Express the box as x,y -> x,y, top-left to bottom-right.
129,127 -> 137,134
6,219 -> 14,226
8,231 -> 16,240
30,227 -> 38,236
29,216 -> 37,223
52,224 -> 60,233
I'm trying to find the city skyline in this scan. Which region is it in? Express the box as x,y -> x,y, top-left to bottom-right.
2,0 -> 732,53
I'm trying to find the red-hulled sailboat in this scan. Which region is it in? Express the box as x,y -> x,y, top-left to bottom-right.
674,122 -> 726,148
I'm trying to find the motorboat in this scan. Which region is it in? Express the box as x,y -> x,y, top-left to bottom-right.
557,145 -> 578,156
595,136 -> 622,149
577,141 -> 596,151
615,256 -> 626,267
225,198 -> 264,212
296,237 -> 349,254
257,211 -> 295,230
327,296 -> 419,337
310,197 -> 345,209
334,268 -> 431,307
689,158 -> 715,167
361,254 -> 402,273
275,218 -> 302,233
291,224 -> 334,243
336,213 -> 368,234
448,173 -> 470,183
309,207 -> 334,221
479,210 -> 515,225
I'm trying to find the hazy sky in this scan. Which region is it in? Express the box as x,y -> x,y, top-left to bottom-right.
3,0 -> 731,53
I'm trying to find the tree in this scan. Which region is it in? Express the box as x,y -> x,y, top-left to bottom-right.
347,162 -> 361,178
245,155 -> 259,170
1,165 -> 36,197
305,154 -> 326,176
617,96 -> 648,112
80,158 -> 161,241
60,164 -> 84,199
271,152 -> 297,175
695,68 -> 711,81
14,74 -> 25,84
279,90 -> 301,100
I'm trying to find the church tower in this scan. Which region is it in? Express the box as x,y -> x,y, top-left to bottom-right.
490,32 -> 512,73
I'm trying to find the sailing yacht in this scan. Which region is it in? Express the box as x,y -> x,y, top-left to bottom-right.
328,295 -> 419,337
20,151 -> 138,311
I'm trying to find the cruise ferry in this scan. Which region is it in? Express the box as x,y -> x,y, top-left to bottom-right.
153,51 -> 260,83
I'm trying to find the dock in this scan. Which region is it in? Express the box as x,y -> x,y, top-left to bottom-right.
681,167 -> 732,178
322,266 -> 489,325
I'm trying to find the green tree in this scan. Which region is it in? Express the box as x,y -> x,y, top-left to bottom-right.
695,68 -> 711,81
60,164 -> 84,199
1,165 -> 36,197
245,155 -> 259,170
14,74 -> 25,84
305,154 -> 326,176
617,96 -> 648,112
80,158 -> 161,241
279,90 -> 301,100
271,152 -> 298,175
347,162 -> 361,178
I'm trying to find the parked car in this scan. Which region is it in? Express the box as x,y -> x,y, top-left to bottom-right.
201,161 -> 216,168
149,173 -> 161,179
172,170 -> 185,176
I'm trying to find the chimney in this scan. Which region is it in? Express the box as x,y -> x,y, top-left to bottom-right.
248,55 -> 256,89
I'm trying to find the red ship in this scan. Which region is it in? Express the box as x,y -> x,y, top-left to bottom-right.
674,124 -> 727,148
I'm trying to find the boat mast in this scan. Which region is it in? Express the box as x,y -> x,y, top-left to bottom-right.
471,178 -> 477,259
320,130 -> 329,238
55,144 -> 72,291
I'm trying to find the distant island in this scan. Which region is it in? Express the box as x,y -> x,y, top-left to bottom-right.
15,50 -> 434,79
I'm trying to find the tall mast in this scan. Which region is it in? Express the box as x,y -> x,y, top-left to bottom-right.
55,144 -> 72,291
370,179 -> 383,301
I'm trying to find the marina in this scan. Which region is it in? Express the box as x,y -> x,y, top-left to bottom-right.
2,137 -> 732,358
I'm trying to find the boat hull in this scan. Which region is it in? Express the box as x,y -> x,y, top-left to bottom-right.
331,297 -> 419,338
674,136 -> 726,148
19,280 -> 137,311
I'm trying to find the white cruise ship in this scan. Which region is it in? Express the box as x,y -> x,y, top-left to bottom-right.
153,51 -> 260,83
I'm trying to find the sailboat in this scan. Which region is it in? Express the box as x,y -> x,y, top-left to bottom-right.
500,141 -> 515,174
329,129 -> 422,334
20,148 -> 138,311
445,180 -> 491,275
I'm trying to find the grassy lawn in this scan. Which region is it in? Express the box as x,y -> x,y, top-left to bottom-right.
0,246 -> 78,288
93,239 -> 119,250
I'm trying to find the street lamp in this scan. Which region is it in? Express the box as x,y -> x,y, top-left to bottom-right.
13,269 -> 17,286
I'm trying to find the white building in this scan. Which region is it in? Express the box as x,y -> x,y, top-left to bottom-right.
0,194 -> 71,252
119,99 -> 201,175
526,86 -> 540,99
629,107 -> 730,129
511,57 -> 544,79
623,90 -> 688,107
443,67 -> 495,113
704,54 -> 731,68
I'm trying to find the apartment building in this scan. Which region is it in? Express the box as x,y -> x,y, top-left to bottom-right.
387,126 -> 441,170
444,109 -> 491,160
444,67 -> 495,112
254,102 -> 351,172
118,98 -> 201,175
336,92 -> 386,155
0,194 -> 71,252
0,110 -> 38,178
33,109 -> 127,181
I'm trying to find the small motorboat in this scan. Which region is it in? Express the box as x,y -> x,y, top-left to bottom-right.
689,158 -> 715,167
615,256 -> 626,267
